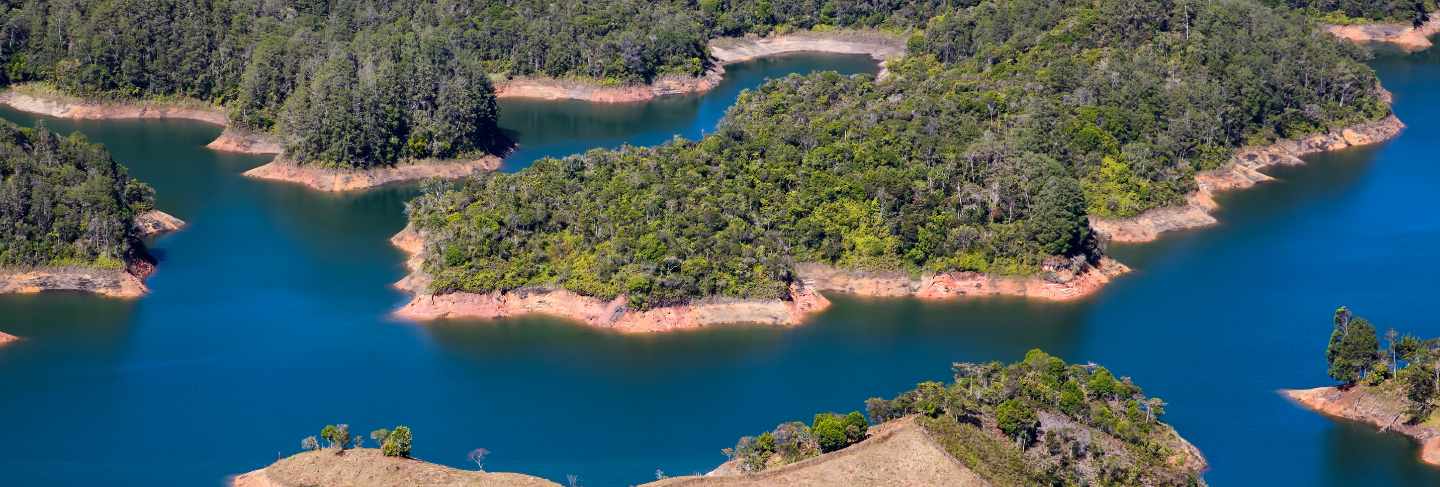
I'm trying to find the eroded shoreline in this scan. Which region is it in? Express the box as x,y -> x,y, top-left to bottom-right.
389,225 -> 1122,332
1090,113 -> 1404,243
493,30 -> 904,103
242,156 -> 502,192
0,210 -> 184,298
1284,386 -> 1440,466
1325,14 -> 1440,51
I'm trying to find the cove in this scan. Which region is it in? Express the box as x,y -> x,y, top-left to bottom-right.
0,48 -> 1437,487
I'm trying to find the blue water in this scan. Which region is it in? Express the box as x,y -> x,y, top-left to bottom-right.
0,48 -> 1437,487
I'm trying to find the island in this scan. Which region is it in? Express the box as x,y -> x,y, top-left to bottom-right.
1284,306 -> 1440,466
395,0 -> 1396,331
0,119 -> 182,298
232,351 -> 1206,486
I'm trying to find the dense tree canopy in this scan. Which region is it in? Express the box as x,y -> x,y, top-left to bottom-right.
408,0 -> 1389,309
0,0 -> 959,168
0,119 -> 154,269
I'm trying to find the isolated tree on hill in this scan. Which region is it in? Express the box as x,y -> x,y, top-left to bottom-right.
301,436 -> 319,451
1327,313 -> 1379,386
468,448 -> 489,471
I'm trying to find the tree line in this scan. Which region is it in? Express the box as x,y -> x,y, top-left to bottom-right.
1264,0 -> 1435,24
0,119 -> 154,269
407,0 -> 1389,309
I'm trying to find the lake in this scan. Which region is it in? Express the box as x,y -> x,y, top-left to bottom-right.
1,49 -> 1437,486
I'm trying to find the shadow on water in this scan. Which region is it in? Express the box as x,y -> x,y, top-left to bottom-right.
3,47 -> 1440,486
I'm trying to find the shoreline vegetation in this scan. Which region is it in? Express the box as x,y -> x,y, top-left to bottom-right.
1090,112 -> 1404,243
1285,307 -> 1440,467
233,353 -> 1207,486
493,30 -> 905,103
0,116 -> 184,299
390,225 -> 1124,333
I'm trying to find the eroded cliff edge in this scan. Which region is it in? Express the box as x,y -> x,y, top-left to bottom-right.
1284,386 -> 1440,466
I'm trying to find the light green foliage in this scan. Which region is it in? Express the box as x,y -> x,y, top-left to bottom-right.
0,119 -> 154,268
995,399 -> 1037,442
382,426 -> 413,458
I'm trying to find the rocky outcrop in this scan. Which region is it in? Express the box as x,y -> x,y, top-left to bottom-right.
242,156 -> 502,192
230,448 -> 560,487
206,127 -> 283,154
1091,114 -> 1405,243
796,257 -> 1129,302
1325,14 -> 1440,51
132,210 -> 186,238
0,267 -> 149,298
0,332 -> 17,347
494,30 -> 904,103
1284,386 -> 1440,466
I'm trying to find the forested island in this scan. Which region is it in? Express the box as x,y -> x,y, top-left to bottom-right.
398,0 -> 1399,330
0,118 -> 182,297
1286,307 -> 1440,466
232,351 -> 1205,486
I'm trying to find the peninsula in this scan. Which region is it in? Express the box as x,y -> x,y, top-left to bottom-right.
1285,306 -> 1440,466
397,0 -> 1395,331
0,118 -> 182,298
232,352 -> 1207,486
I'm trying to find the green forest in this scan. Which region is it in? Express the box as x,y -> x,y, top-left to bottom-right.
408,0 -> 1389,309
725,350 -> 1203,486
0,0 -> 952,168
0,119 -> 154,269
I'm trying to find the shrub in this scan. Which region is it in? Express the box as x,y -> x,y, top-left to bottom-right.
995,399 -> 1038,444
811,413 -> 849,453
382,426 -> 413,457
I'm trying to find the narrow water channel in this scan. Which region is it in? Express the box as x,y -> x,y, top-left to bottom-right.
0,49 -> 1437,486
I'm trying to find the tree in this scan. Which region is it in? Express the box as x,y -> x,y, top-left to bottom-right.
842,411 -> 869,445
811,413 -> 851,453
382,426 -> 413,457
301,436 -> 319,451
1328,316 -> 1379,386
468,448 -> 490,471
1398,363 -> 1435,417
1387,328 -> 1400,376
995,399 -> 1038,446
370,428 -> 391,446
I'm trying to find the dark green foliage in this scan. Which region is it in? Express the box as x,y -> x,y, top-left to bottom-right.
994,399 -> 1038,443
411,0 -> 1387,308
0,119 -> 153,268
382,425 -> 412,457
1327,309 -> 1380,385
1265,0 -> 1435,23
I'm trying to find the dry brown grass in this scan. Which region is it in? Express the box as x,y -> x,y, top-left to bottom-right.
231,448 -> 560,487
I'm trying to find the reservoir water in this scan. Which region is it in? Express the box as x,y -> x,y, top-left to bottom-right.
0,49 -> 1437,486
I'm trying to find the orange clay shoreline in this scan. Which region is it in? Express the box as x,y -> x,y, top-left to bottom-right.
1284,386 -> 1440,467
0,210 -> 185,298
1325,13 -> 1440,52
493,30 -> 905,103
389,225 -> 1126,333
